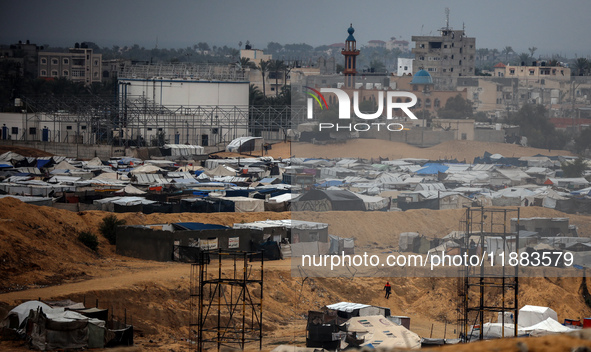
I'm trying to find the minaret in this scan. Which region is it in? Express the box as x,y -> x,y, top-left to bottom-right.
342,24 -> 360,88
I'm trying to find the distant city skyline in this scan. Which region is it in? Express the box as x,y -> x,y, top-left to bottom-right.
1,0 -> 590,58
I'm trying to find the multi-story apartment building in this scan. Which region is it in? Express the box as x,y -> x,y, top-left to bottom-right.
38,43 -> 102,86
0,40 -> 43,78
411,28 -> 476,77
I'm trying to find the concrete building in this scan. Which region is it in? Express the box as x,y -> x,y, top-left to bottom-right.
386,37 -> 410,52
38,43 -> 102,86
411,28 -> 476,77
240,48 -> 271,66
366,40 -> 386,48
0,40 -> 43,78
397,58 -> 413,76
494,62 -> 571,82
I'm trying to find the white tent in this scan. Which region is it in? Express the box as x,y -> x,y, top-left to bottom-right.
523,318 -> 571,337
85,157 -> 104,167
475,323 -> 525,338
218,196 -> 264,212
114,184 -> 146,195
130,164 -> 163,174
205,165 -> 237,177
52,160 -> 78,170
162,144 -> 205,156
345,315 -> 421,349
519,305 -> 558,327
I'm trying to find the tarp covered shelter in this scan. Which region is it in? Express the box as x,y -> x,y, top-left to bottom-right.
226,136 -> 263,153
204,165 -> 236,177
523,317 -> 572,337
345,315 -> 421,349
291,190 -> 365,211
161,144 -> 204,156
1,300 -> 108,350
114,184 -> 146,195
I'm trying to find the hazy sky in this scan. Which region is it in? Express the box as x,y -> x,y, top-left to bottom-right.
1,0 -> 590,57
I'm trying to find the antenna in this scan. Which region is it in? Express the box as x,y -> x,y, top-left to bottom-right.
445,7 -> 450,29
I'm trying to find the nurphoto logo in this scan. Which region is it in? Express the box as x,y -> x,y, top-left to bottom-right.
305,87 -> 419,132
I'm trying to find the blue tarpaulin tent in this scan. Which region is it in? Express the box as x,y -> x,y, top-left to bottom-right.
416,163 -> 449,175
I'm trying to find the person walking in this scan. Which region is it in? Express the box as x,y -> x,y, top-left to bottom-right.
384,281 -> 392,299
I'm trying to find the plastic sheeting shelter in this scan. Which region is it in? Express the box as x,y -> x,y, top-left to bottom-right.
523,318 -> 572,337
292,190 -> 365,212
226,137 -> 263,153
345,315 -> 421,349
161,144 -> 204,156
1,301 -> 108,350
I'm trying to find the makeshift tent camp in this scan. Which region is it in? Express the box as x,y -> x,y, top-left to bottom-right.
345,315 -> 421,349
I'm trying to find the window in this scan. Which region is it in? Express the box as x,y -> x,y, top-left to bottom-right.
66,126 -> 72,130
444,44 -> 448,48
419,44 -> 425,48
11,127 -> 18,135
29,127 -> 36,135
63,70 -> 69,76
93,72 -> 98,77
425,98 -> 431,107
41,58 -> 47,64
529,69 -> 535,75
94,60 -> 98,66
419,56 -> 424,61
51,70 -> 58,76
63,58 -> 69,65
416,98 -> 421,108
81,126 -> 87,130
461,133 -> 467,140
51,58 -> 58,65
434,98 -> 440,108
510,69 -> 515,75
40,70 -> 47,76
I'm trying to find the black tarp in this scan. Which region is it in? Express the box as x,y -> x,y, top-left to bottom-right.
105,325 -> 133,347
294,190 -> 365,211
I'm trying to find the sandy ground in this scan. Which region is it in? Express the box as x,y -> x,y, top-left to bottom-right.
2,199 -> 591,350
290,139 -> 572,162
0,145 -> 53,157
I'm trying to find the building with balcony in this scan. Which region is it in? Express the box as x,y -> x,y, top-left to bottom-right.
38,43 -> 102,86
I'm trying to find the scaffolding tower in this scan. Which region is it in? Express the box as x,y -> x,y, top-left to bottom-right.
457,207 -> 520,342
189,249 -> 264,352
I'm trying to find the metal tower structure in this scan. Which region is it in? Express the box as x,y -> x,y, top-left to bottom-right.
189,249 -> 264,352
457,207 -> 520,342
